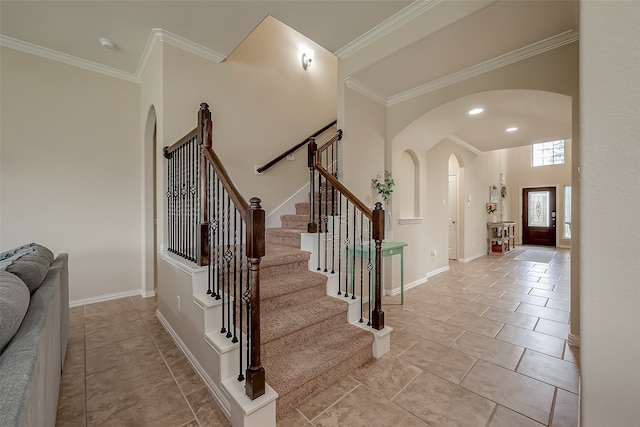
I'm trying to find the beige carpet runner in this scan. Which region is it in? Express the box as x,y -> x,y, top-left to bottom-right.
261,199 -> 373,418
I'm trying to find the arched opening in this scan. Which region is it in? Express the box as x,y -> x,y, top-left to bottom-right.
398,149 -> 420,219
143,105 -> 158,295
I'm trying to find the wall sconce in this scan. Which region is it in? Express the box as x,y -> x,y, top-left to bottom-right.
301,49 -> 314,70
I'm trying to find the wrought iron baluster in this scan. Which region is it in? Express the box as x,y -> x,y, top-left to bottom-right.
324,150 -> 328,273
215,177 -> 221,299
232,208 -> 238,344
220,186 -> 227,335
359,213 -> 364,314
344,201 -> 350,298
167,153 -> 172,253
207,165 -> 212,296
351,207 -> 357,299
187,141 -> 192,261
330,146 -> 336,275
367,224 -> 373,325
225,192 -> 232,339
337,192 -> 342,294
237,219 -> 245,380
317,169 -> 322,271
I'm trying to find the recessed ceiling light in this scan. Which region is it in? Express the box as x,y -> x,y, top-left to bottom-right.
99,38 -> 115,49
506,127 -> 518,132
468,108 -> 484,115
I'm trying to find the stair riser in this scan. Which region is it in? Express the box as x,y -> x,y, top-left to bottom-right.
262,313 -> 346,358
281,216 -> 338,231
261,261 -> 309,278
295,203 -> 339,216
265,234 -> 301,248
261,284 -> 327,313
275,345 -> 373,419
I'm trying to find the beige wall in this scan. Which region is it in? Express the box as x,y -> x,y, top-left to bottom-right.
0,46 -> 142,302
341,87 -> 386,206
140,43 -> 164,296
160,16 -> 337,224
580,1 -> 640,425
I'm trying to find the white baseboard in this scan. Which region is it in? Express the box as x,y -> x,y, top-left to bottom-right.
143,289 -> 156,298
427,265 -> 450,278
156,311 -> 232,418
568,333 -> 581,347
384,275 -> 428,296
69,289 -> 142,308
459,253 -> 485,263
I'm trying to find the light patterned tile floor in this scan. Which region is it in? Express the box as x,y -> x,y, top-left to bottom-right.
56,245 -> 579,427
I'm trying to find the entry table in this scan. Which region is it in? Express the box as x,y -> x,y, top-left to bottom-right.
349,241 -> 408,305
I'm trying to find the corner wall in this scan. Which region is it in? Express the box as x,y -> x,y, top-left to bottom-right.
0,46 -> 142,302
580,1 -> 640,425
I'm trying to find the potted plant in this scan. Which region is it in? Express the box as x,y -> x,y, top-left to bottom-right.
372,170 -> 395,231
371,170 -> 395,205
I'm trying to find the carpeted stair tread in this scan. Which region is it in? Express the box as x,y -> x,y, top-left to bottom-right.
261,243 -> 309,268
261,297 -> 347,344
263,324 -> 373,397
280,214 -> 309,230
265,228 -> 304,248
260,270 -> 326,301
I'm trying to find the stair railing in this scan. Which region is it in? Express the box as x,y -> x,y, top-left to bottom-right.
255,120 -> 337,174
163,103 -> 265,400
308,133 -> 385,330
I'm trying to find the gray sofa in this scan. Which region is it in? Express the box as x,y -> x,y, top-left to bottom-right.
0,243 -> 69,427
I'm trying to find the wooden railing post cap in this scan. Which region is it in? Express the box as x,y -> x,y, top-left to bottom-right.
199,102 -> 209,110
250,197 -> 262,209
375,202 -> 382,210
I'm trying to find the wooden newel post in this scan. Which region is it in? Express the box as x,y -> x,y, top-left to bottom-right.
245,197 -> 266,400
307,138 -> 318,233
196,103 -> 212,266
371,202 -> 385,330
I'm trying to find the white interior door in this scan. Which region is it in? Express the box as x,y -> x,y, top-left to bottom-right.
448,174 -> 458,260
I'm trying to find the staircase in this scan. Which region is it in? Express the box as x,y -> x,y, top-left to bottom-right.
262,196 -> 374,418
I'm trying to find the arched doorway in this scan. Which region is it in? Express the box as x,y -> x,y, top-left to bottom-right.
143,106 -> 158,296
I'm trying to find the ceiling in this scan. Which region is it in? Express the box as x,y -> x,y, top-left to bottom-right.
0,0 -> 578,153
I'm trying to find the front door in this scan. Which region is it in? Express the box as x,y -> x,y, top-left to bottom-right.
522,187 -> 557,246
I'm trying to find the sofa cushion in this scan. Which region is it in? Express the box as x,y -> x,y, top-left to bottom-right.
4,244 -> 54,293
0,271 -> 30,353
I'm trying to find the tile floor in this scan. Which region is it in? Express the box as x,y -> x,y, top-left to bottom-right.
56,246 -> 579,427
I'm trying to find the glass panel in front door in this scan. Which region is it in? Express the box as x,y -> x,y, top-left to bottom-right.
528,191 -> 550,227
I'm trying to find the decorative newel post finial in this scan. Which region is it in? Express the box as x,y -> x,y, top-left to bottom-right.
200,102 -> 209,110
375,202 -> 382,211
250,197 -> 262,209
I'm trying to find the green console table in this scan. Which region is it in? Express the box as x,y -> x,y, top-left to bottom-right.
349,241 -> 408,305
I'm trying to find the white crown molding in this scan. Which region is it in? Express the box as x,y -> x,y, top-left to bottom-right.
0,34 -> 139,83
344,76 -> 387,105
1,29 -> 226,84
446,135 -> 482,155
387,30 -> 579,106
335,0 -> 441,59
153,28 -> 226,64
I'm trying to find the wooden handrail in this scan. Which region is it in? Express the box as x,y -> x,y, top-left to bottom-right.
202,147 -> 250,219
163,127 -> 197,158
313,131 -> 370,221
314,164 -> 373,221
255,120 -> 337,174
316,129 -> 342,155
